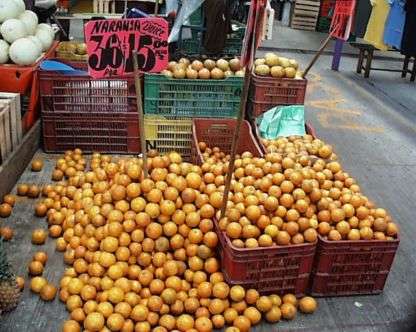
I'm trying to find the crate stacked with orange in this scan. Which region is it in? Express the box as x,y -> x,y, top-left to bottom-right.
249,52 -> 307,119
143,57 -> 245,160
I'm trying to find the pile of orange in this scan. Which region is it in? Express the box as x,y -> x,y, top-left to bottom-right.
52,148 -> 87,182
31,149 -> 318,332
29,251 -> 57,301
0,194 -> 15,239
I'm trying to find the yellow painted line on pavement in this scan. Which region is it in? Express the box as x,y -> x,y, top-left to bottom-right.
334,71 -> 416,133
307,73 -> 384,133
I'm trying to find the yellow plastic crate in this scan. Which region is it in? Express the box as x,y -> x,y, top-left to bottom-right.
144,115 -> 193,161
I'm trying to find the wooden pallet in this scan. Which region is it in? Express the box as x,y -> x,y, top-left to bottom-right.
291,0 -> 320,31
0,93 -> 22,165
93,0 -> 159,14
93,0 -> 116,14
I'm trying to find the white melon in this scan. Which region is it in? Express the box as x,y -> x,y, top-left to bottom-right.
0,1 -> 21,23
27,35 -> 43,54
0,18 -> 27,43
12,0 -> 26,13
19,10 -> 38,35
9,38 -> 41,65
0,39 -> 9,64
36,23 -> 54,38
35,28 -> 53,51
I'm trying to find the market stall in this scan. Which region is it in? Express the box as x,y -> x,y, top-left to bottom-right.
0,1 -> 401,331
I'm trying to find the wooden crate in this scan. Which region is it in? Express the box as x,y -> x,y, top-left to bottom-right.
93,0 -> 158,14
93,0 -> 116,14
291,0 -> 321,31
0,93 -> 22,165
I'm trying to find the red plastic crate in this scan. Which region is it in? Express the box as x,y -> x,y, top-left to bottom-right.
42,112 -> 140,153
39,67 -> 142,153
58,0 -> 73,9
39,70 -> 139,116
214,219 -> 316,296
249,73 -> 307,118
0,42 -> 58,94
0,42 -> 58,132
309,235 -> 400,297
333,0 -> 356,15
320,0 -> 335,17
190,118 -> 264,165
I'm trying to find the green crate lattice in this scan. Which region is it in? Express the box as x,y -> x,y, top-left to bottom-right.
181,22 -> 246,57
144,74 -> 243,118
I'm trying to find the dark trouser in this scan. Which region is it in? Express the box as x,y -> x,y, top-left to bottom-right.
33,6 -> 57,23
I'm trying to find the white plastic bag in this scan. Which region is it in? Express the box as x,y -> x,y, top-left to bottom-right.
168,0 -> 204,43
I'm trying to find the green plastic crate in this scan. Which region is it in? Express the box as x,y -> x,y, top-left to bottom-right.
189,6 -> 203,26
317,17 -> 331,32
181,22 -> 246,57
144,74 -> 243,118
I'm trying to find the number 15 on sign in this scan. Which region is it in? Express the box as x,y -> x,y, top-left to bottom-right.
84,18 -> 169,79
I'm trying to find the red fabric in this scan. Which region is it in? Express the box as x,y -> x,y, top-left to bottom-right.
240,0 -> 266,68
330,0 -> 356,40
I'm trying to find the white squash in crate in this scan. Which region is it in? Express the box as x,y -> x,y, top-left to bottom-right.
0,40 -> 10,64
19,10 -> 38,36
12,0 -> 26,13
35,28 -> 53,51
0,1 -> 22,23
27,35 -> 43,54
9,38 -> 41,65
1,19 -> 27,43
36,23 -> 54,39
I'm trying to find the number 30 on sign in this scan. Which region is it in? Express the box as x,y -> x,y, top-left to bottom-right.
84,18 -> 169,78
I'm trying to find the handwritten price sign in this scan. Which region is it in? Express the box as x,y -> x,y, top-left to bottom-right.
85,18 -> 169,78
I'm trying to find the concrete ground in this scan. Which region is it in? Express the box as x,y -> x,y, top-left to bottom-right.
1,22 -> 416,332
261,22 -> 403,61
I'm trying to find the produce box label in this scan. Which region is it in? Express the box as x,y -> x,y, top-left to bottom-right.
84,18 -> 169,78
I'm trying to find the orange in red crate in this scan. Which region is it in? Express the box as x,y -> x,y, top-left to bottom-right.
191,118 -> 264,165
250,120 -> 317,154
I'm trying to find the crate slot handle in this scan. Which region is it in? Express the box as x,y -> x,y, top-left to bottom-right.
209,124 -> 230,130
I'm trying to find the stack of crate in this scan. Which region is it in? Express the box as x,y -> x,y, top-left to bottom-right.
0,43 -> 58,133
38,56 -> 142,154
143,74 -> 244,161
290,0 -> 321,31
0,93 -> 22,165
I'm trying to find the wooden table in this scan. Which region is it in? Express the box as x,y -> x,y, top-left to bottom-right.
351,42 -> 416,82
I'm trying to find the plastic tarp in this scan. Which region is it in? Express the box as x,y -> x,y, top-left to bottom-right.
168,0 -> 204,42
258,105 -> 306,139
